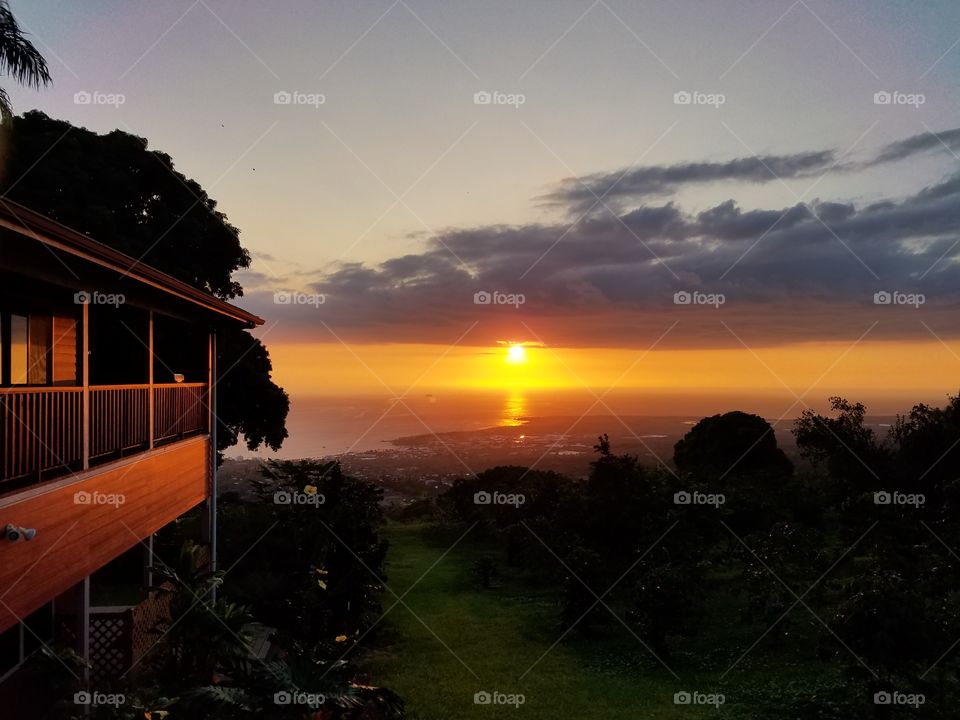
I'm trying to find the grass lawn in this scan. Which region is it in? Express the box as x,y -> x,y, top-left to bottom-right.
358,522 -> 816,719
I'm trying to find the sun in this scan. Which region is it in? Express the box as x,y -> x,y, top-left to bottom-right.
506,344 -> 527,364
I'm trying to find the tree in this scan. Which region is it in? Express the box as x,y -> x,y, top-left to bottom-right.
0,111 -> 289,454
0,2 -> 50,120
235,460 -> 389,648
674,411 -> 793,481
216,329 -> 288,454
674,412 -> 794,536
793,397 -> 887,492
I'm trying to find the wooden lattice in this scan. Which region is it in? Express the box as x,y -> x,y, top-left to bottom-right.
128,583 -> 174,673
80,582 -> 176,681
89,613 -> 130,682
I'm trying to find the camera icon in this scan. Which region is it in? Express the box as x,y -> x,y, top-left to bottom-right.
673,91 -> 692,105
74,291 -> 91,305
274,491 -> 292,505
273,291 -> 292,305
873,691 -> 892,705
474,691 -> 492,705
74,490 -> 92,505
673,691 -> 692,704
274,691 -> 292,705
274,91 -> 292,105
873,91 -> 892,105
474,491 -> 492,505
873,491 -> 891,505
74,691 -> 92,705
873,290 -> 891,305
474,91 -> 492,105
74,91 -> 92,105
474,290 -> 492,305
673,291 -> 691,305
673,491 -> 691,505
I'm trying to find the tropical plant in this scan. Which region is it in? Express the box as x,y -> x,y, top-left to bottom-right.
0,1 -> 50,120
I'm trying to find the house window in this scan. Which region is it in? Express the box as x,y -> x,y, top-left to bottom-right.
3,313 -> 54,386
9,314 -> 27,385
27,315 -> 51,385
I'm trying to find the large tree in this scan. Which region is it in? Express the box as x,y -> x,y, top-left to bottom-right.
0,111 -> 288,454
0,1 -> 50,120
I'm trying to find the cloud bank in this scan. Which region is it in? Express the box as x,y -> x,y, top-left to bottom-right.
242,127 -> 960,350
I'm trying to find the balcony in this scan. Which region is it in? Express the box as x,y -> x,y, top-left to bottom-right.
0,383 -> 208,489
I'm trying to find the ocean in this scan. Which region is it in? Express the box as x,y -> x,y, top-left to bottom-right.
244,388 -> 922,460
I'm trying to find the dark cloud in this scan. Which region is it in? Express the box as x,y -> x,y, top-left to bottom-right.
869,127 -> 960,165
540,151 -> 836,215
538,127 -> 960,216
241,165 -> 960,350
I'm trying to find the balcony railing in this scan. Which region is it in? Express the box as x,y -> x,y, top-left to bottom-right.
0,383 -> 208,486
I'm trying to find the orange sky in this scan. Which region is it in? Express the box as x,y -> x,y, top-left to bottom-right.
266,339 -> 960,409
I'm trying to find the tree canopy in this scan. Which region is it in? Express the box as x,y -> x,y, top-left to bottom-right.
1,111 -> 288,453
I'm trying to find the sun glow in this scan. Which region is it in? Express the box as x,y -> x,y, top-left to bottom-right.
506,344 -> 527,364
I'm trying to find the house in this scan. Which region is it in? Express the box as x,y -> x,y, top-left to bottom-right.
0,200 -> 261,694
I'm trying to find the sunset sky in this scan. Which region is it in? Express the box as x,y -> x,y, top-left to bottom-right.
10,0 -> 960,408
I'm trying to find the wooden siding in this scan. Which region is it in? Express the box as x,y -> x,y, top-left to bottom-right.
51,315 -> 77,386
0,436 -> 209,633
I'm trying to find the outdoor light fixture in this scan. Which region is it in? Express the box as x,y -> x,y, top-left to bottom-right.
4,524 -> 37,542
173,373 -> 184,383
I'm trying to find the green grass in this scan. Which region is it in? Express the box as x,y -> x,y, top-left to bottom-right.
359,522 -> 729,719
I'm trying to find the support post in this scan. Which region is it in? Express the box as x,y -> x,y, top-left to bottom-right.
211,329 -> 217,575
81,302 -> 89,470
148,311 -> 154,449
202,329 -> 217,598
143,533 -> 154,589
78,576 -> 90,686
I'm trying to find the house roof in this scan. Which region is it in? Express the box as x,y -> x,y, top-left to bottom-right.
0,199 -> 263,327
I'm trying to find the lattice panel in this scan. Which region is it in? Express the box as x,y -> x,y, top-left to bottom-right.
128,583 -> 175,675
89,614 -> 130,682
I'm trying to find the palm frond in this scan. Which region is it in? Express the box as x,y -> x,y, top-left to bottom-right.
0,1 -> 50,88
0,84 -> 13,122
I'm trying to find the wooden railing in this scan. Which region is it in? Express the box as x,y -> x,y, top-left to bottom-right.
90,386 -> 150,459
154,384 -> 207,444
0,387 -> 83,482
0,383 -> 208,486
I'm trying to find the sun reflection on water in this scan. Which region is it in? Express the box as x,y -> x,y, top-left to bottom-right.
500,393 -> 527,427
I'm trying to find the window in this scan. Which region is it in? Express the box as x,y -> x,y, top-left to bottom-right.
9,314 -> 27,385
27,315 -> 51,385
4,313 -> 53,386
